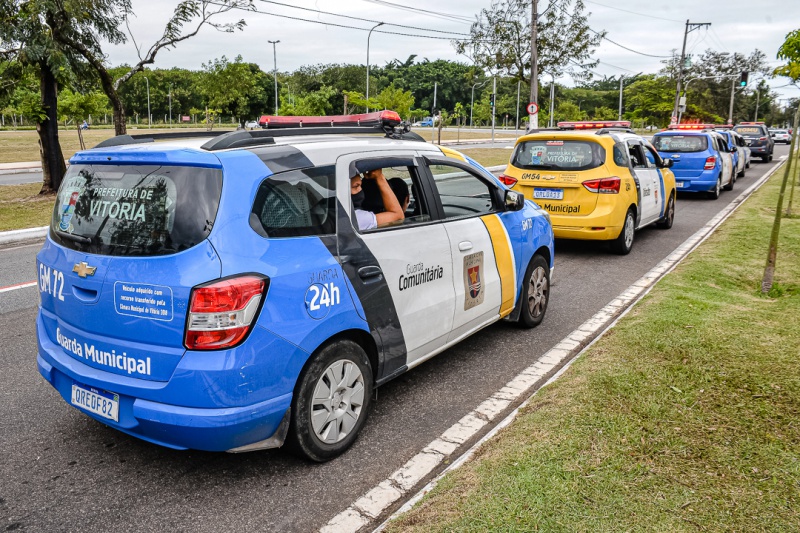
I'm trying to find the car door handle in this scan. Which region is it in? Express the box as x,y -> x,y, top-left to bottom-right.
358,265 -> 383,280
459,241 -> 473,252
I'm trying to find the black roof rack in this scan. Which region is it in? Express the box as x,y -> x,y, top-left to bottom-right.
596,127 -> 634,135
524,128 -> 564,134
93,123 -> 422,151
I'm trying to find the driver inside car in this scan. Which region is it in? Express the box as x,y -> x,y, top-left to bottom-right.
350,168 -> 405,230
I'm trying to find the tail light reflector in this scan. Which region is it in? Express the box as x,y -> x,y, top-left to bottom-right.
704,156 -> 716,170
185,275 -> 267,350
583,177 -> 620,194
498,174 -> 518,187
759,136 -> 768,141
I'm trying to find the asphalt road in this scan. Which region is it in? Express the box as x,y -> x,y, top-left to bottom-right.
0,171 -> 42,186
0,146 -> 788,532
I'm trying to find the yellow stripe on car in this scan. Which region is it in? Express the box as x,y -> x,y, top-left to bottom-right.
439,147 -> 468,162
480,214 -> 516,317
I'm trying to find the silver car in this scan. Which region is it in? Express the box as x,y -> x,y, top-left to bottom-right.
772,130 -> 792,144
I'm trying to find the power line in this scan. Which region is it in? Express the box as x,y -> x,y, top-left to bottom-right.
253,0 -> 470,36
210,2 -> 494,41
597,59 -> 636,73
583,0 -> 683,23
359,0 -> 474,24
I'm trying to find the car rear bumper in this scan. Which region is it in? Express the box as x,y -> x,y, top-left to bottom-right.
548,203 -> 624,241
37,313 -> 294,452
674,171 -> 718,193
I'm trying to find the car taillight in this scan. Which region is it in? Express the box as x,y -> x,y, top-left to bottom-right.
704,156 -> 716,170
185,275 -> 267,350
498,174 -> 518,187
759,136 -> 768,141
582,177 -> 620,194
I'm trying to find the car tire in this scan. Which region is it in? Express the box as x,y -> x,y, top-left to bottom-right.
656,194 -> 675,229
746,159 -> 750,169
517,254 -> 550,328
708,176 -> 721,200
610,208 -> 635,255
761,155 -> 770,162
285,340 -> 373,462
738,165 -> 746,178
723,169 -> 735,191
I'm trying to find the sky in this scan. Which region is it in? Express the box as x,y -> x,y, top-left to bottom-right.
105,0 -> 800,103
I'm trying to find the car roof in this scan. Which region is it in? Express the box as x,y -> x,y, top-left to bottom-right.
71,133 -> 442,168
515,129 -> 637,145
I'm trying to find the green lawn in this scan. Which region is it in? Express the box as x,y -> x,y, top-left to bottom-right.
0,183 -> 53,231
386,163 -> 800,531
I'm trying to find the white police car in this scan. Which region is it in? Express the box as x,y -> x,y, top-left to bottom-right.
36,111 -> 554,461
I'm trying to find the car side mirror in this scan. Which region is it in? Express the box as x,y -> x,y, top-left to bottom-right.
731,146 -> 737,153
660,158 -> 674,168
504,190 -> 525,211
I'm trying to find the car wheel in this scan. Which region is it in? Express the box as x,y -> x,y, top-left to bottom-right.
738,165 -> 746,178
746,160 -> 750,169
286,340 -> 373,462
761,155 -> 770,162
768,154 -> 774,162
656,194 -> 675,229
708,176 -> 721,200
517,254 -> 550,328
723,169 -> 735,191
610,208 -> 635,255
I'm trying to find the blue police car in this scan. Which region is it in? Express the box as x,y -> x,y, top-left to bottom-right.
652,125 -> 735,199
36,111 -> 554,461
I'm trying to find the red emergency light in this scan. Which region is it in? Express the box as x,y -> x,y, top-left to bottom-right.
667,123 -> 726,130
738,121 -> 765,125
257,110 -> 402,129
557,120 -> 631,130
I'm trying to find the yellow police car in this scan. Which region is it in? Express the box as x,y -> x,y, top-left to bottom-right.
500,121 -> 677,254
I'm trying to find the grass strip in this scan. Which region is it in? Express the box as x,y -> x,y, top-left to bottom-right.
459,147 -> 515,169
386,164 -> 800,532
0,183 -> 53,231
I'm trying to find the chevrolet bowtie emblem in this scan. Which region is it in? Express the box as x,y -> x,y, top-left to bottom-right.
73,262 -> 97,278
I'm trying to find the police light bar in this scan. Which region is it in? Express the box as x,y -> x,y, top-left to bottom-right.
557,120 -> 631,130
257,110 -> 402,129
667,123 -> 726,130
739,121 -> 765,125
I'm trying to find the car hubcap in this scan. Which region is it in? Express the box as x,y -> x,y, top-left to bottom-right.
624,215 -> 634,248
668,200 -> 674,223
528,266 -> 548,318
311,360 -> 365,444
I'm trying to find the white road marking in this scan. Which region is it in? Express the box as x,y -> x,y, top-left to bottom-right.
319,158 -> 787,533
0,281 -> 37,293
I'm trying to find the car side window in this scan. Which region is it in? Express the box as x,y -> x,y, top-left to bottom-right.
428,162 -> 497,220
250,165 -> 336,238
643,144 -> 661,168
613,143 -> 629,166
627,142 -> 648,169
358,165 -> 432,230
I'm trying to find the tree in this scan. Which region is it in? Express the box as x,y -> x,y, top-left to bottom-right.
0,0 -> 87,192
58,90 -> 109,125
198,56 -> 266,123
775,29 -> 800,82
279,86 -> 338,116
454,0 -> 603,84
47,0 -> 252,134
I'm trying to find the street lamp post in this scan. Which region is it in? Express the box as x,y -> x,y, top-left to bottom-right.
268,40 -> 280,115
144,76 -> 151,128
366,22 -> 384,113
168,83 -> 173,127
470,80 -> 488,128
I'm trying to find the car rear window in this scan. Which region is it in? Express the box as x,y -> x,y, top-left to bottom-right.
733,126 -> 764,136
652,135 -> 708,153
51,164 -> 222,256
511,140 -> 605,170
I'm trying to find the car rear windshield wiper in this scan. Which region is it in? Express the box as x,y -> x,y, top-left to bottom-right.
55,229 -> 91,244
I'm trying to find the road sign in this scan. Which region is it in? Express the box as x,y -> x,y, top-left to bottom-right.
527,102 -> 539,115
670,115 -> 678,124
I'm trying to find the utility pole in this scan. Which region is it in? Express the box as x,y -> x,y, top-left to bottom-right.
365,22 -> 384,113
618,76 -> 624,121
753,87 -> 761,122
516,80 -> 521,131
529,0 -> 539,130
268,40 -> 280,115
491,76 -> 496,143
168,84 -> 172,128
728,77 -> 735,125
431,82 -> 437,144
672,20 -> 711,122
548,78 -> 555,127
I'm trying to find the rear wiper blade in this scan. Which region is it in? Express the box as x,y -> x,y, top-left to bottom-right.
55,230 -> 91,244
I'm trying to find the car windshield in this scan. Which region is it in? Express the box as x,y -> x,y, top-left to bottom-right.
652,135 -> 708,153
511,140 -> 605,170
733,126 -> 763,137
774,130 -> 788,134
50,164 -> 222,256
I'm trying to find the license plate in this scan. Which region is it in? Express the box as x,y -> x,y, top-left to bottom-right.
676,182 -> 685,188
71,383 -> 119,422
533,188 -> 563,200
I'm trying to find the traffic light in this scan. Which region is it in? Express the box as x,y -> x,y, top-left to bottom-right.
740,71 -> 749,87
489,93 -> 496,107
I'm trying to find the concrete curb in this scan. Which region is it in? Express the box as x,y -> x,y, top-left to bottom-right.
318,158 -> 787,533
0,167 -> 42,176
0,226 -> 49,245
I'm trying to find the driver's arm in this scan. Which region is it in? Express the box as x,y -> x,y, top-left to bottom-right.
368,170 -> 404,226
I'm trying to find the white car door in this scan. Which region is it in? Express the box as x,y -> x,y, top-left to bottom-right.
336,152 -> 457,367
715,137 -> 733,186
627,140 -> 661,225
